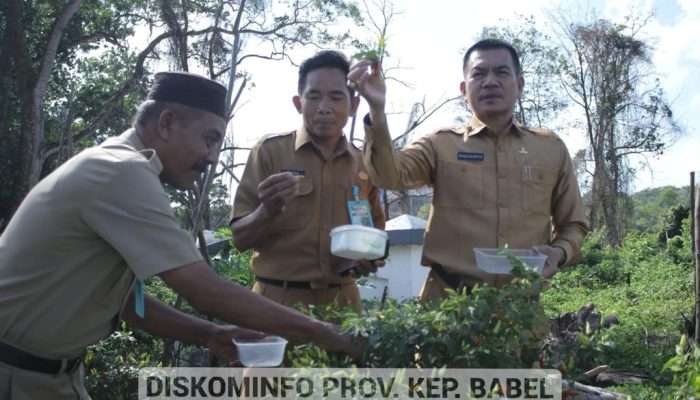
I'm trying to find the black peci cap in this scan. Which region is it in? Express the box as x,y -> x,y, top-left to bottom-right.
147,72 -> 227,119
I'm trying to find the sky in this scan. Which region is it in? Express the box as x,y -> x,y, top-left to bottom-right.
215,0 -> 699,193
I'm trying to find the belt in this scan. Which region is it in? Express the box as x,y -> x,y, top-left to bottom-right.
432,264 -> 473,294
256,276 -> 342,289
0,341 -> 82,375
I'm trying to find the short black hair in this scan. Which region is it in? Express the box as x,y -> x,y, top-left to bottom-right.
297,50 -> 354,96
462,38 -> 522,75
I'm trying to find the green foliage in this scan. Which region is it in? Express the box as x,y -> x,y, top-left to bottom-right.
662,335 -> 700,399
211,248 -> 255,289
79,224 -> 696,397
289,258 -> 548,369
83,243 -> 254,399
658,204 -> 690,243
555,229 -> 629,288
0,0 -> 150,222
610,383 -> 664,399
84,323 -> 163,400
629,186 -> 689,234
544,229 -> 693,390
352,35 -> 386,61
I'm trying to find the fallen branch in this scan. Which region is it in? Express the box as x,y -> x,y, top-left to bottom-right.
563,380 -> 628,400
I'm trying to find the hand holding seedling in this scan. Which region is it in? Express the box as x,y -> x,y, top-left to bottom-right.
348,37 -> 387,112
352,35 -> 386,63
347,59 -> 385,112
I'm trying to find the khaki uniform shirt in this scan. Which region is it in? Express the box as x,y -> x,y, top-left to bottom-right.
232,127 -> 386,285
0,130 -> 202,359
363,116 -> 588,285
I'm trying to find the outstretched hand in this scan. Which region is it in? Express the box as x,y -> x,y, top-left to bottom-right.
207,325 -> 266,364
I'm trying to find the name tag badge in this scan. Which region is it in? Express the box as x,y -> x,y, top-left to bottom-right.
134,278 -> 145,318
457,151 -> 485,162
347,185 -> 374,227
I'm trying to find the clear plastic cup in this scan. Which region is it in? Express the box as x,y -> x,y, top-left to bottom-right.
232,336 -> 288,367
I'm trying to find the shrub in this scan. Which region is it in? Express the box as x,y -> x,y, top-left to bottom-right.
289,257 -> 549,369
662,335 -> 700,399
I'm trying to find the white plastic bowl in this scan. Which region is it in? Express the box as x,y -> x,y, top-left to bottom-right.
330,225 -> 388,260
473,248 -> 547,275
232,336 -> 287,367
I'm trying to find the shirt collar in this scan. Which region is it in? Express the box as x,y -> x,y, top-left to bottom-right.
294,125 -> 351,158
122,128 -> 147,150
115,129 -> 164,174
294,125 -> 313,151
464,116 -> 523,141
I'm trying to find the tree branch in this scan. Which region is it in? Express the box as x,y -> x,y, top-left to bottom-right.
69,27 -> 219,145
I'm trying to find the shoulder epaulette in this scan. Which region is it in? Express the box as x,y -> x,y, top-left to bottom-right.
520,126 -> 561,140
433,125 -> 466,136
256,131 -> 295,147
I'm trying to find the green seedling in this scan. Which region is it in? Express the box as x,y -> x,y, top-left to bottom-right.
353,36 -> 386,62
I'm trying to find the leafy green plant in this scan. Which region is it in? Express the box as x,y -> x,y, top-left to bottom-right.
289,255 -> 549,369
353,35 -> 386,61
662,335 -> 700,399
84,324 -> 163,400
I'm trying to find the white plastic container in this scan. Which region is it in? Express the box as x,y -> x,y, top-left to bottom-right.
330,225 -> 388,260
232,336 -> 287,367
473,248 -> 547,275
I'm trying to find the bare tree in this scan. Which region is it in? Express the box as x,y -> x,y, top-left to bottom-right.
556,15 -> 680,245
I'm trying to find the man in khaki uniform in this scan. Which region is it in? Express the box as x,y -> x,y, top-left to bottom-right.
349,39 -> 588,300
231,51 -> 386,311
0,72 -> 358,399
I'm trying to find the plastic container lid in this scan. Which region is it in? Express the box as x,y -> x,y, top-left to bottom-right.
329,225 -> 388,238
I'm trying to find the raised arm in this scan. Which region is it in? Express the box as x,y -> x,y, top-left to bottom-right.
348,60 -> 435,190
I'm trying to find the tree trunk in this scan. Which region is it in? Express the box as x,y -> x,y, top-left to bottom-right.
4,0 -> 31,219
13,0 -> 83,207
25,0 -> 83,187
601,181 -> 620,246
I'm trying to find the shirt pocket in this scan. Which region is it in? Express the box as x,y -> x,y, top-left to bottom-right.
276,176 -> 314,229
521,165 -> 553,215
435,160 -> 484,209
